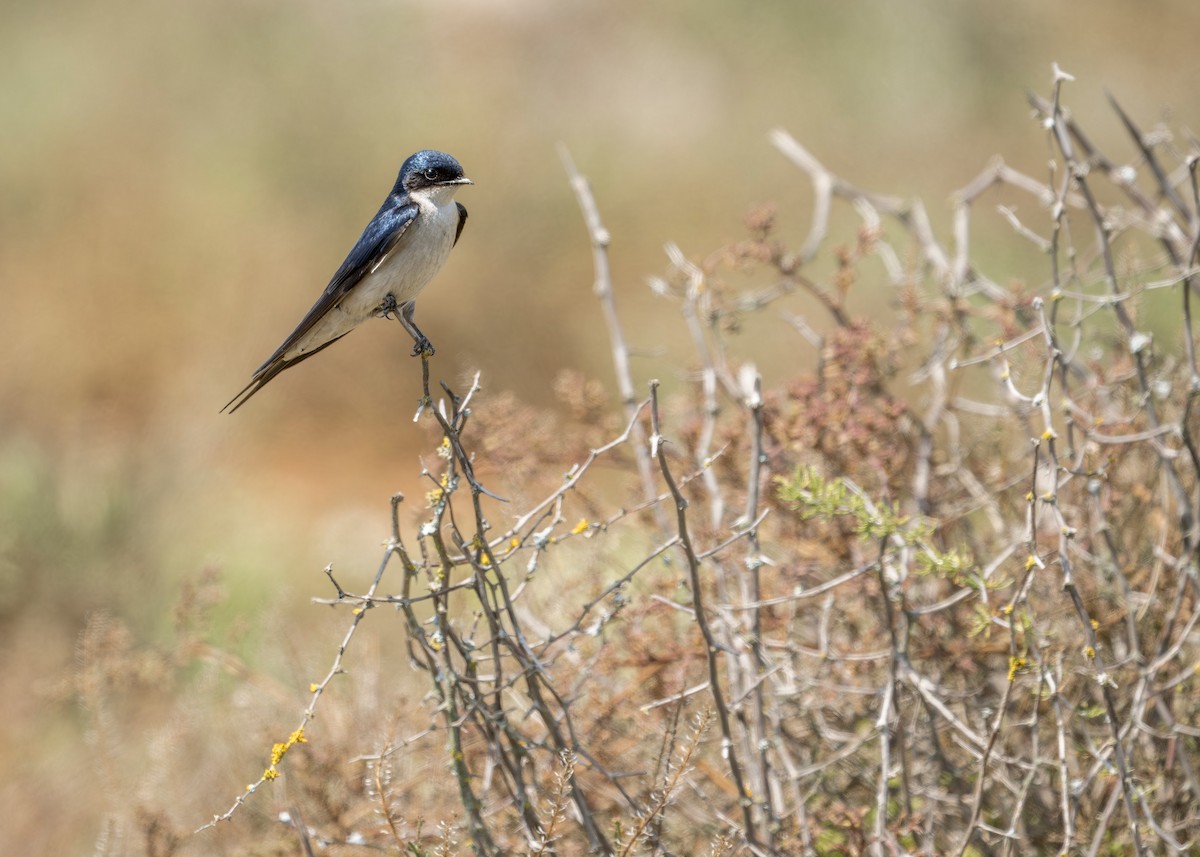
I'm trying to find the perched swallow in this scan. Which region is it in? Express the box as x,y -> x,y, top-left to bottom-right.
223,150 -> 471,412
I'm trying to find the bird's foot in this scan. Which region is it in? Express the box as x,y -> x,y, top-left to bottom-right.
377,294 -> 399,319
411,337 -> 435,357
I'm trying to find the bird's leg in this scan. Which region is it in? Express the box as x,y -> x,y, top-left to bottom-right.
379,295 -> 434,356
400,301 -> 434,356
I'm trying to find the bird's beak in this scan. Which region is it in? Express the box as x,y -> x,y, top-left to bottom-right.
443,176 -> 474,186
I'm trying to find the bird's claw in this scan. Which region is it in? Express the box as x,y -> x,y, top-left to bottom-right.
411,338 -> 435,357
377,294 -> 399,319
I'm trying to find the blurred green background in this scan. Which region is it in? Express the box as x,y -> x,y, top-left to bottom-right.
2,0 -> 1198,850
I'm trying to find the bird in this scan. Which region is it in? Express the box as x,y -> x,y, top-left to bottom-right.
223,149 -> 472,413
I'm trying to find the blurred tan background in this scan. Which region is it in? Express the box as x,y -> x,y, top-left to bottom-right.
2,0 -> 1199,849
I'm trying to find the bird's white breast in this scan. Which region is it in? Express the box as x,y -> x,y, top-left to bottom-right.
347,193 -> 460,313
286,192 -> 461,359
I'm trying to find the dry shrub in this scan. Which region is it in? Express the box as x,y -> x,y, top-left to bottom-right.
79,75 -> 1200,857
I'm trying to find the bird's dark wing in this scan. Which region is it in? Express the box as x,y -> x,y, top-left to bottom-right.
454,203 -> 467,246
255,198 -> 420,374
221,197 -> 419,413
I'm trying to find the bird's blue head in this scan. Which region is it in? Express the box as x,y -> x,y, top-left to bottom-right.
397,150 -> 472,194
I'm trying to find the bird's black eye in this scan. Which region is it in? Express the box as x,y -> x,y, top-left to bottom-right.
423,168 -> 439,181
